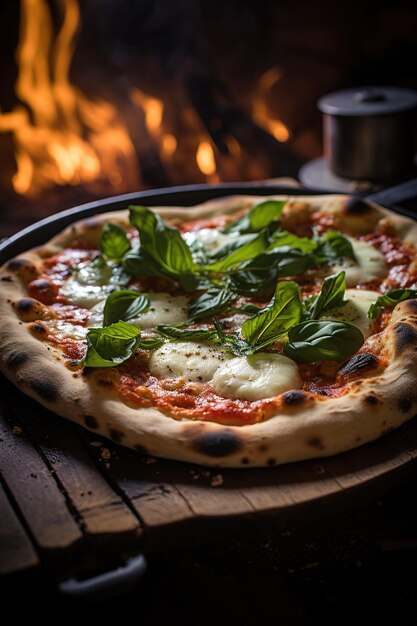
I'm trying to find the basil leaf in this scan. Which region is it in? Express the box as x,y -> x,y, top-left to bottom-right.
103,289 -> 150,326
99,223 -> 131,262
223,200 -> 286,234
213,319 -> 252,356
137,337 -> 164,350
229,248 -> 318,296
303,271 -> 346,320
208,233 -> 260,260
156,325 -> 218,341
206,231 -> 268,272
232,303 -> 263,314
241,281 -> 302,350
188,287 -> 234,321
284,320 -> 364,362
368,289 -> 417,319
129,205 -> 195,278
318,230 -> 355,262
123,248 -> 160,278
267,230 -> 317,253
82,321 -> 142,368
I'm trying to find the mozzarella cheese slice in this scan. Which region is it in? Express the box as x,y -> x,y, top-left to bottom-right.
183,228 -> 239,253
212,353 -> 302,401
329,238 -> 386,287
149,342 -> 230,383
60,263 -> 124,308
320,288 -> 380,338
88,292 -> 189,329
46,320 -> 88,340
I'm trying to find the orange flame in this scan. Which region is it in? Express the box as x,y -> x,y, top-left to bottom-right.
252,66 -> 291,143
0,0 -> 139,196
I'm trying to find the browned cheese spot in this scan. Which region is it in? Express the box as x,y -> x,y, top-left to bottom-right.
84,414 -> 99,429
306,436 -> 325,450
109,427 -> 124,443
29,378 -> 58,402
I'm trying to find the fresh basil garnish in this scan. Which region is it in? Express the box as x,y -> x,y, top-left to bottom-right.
156,325 -> 218,341
206,231 -> 268,272
213,319 -> 253,356
99,223 -> 131,262
208,233 -> 261,261
284,320 -> 364,362
303,271 -> 346,320
318,230 -> 356,262
241,281 -> 302,351
103,289 -> 150,326
123,247 -> 160,278
222,200 -> 286,234
368,289 -> 417,319
267,230 -> 317,254
83,321 -> 143,368
229,248 -> 318,296
232,303 -> 263,314
128,205 -> 196,285
188,287 -> 235,321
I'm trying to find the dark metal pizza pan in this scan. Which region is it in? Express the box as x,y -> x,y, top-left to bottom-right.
2,178 -> 417,265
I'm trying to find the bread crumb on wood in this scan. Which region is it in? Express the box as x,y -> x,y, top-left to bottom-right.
210,474 -> 224,488
100,447 -> 111,462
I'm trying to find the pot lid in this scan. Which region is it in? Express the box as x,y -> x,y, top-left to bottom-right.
318,86 -> 417,116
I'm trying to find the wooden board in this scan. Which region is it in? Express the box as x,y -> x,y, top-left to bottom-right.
1,372 -> 417,578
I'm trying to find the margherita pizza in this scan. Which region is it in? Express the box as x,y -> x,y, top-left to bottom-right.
1,194 -> 417,467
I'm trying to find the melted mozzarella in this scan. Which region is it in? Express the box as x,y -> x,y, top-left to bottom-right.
88,292 -> 189,329
183,228 -> 239,253
60,263 -> 124,308
149,342 -> 230,383
212,353 -> 302,401
47,320 -> 88,340
320,288 -> 380,338
329,239 -> 386,287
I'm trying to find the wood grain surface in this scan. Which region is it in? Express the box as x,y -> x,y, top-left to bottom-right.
1,371 -> 417,579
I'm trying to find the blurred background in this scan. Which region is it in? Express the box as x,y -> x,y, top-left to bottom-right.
1,0 -> 417,235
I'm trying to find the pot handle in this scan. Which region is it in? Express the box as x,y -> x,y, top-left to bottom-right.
367,177 -> 417,210
58,554 -> 147,599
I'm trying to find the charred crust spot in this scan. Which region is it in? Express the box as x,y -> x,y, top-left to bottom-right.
258,443 -> 268,452
267,458 -> 277,466
394,322 -> 417,355
282,390 -> 307,406
404,299 -> 417,315
344,196 -> 371,215
355,436 -> 362,442
134,444 -> 148,456
1,276 -> 13,282
195,429 -> 242,457
15,298 -> 36,312
84,414 -> 98,429
109,427 -> 124,443
338,353 -> 379,378
241,457 -> 250,465
30,322 -> 46,334
6,351 -> 28,369
7,258 -> 32,271
365,394 -> 379,405
398,397 -> 413,413
306,436 -> 325,450
29,379 -> 58,402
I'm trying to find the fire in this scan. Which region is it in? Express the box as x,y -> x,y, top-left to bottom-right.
0,0 -> 139,196
196,140 -> 216,176
252,66 -> 291,143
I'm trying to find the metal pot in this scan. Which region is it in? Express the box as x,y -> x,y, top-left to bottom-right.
318,87 -> 417,182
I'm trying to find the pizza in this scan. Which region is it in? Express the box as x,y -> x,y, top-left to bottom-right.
1,193 -> 417,467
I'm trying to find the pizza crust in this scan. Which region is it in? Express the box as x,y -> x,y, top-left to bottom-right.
1,193 -> 417,467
